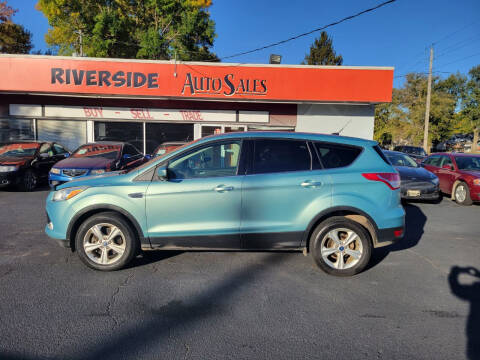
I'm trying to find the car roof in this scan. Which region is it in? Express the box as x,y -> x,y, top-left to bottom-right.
194,131 -> 377,147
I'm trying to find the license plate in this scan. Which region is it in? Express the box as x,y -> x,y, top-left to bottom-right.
407,189 -> 421,197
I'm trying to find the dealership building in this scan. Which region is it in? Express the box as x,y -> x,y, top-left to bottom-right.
0,55 -> 393,153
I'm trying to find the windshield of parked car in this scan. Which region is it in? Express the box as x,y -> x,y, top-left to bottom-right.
0,143 -> 39,157
72,144 -> 121,160
386,153 -> 418,168
455,156 -> 480,171
406,147 -> 427,156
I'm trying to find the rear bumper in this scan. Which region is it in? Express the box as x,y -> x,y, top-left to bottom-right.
400,183 -> 440,200
375,226 -> 405,248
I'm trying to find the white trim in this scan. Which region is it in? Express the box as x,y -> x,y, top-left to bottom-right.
86,120 -> 94,142
0,54 -> 394,71
143,122 -> 146,155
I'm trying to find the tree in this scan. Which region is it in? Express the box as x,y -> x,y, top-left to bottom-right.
36,0 -> 218,61
458,65 -> 480,152
302,31 -> 343,66
0,0 -> 33,54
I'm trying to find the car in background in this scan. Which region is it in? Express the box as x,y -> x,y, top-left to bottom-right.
422,153 -> 480,205
45,132 -> 405,276
152,141 -> 187,157
0,141 -> 69,191
383,150 -> 439,201
393,145 -> 427,163
49,141 -> 145,187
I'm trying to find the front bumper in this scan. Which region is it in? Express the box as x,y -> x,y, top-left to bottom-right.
0,171 -> 20,187
400,182 -> 440,201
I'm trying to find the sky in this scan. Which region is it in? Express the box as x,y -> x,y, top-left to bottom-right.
7,0 -> 480,88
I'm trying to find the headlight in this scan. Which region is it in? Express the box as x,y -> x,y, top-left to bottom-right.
50,168 -> 61,174
90,169 -> 106,175
52,186 -> 88,201
0,165 -> 19,172
474,178 -> 480,186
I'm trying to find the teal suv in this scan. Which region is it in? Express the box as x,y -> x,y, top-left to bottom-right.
45,132 -> 405,276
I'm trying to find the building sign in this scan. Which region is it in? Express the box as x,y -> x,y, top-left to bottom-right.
0,55 -> 394,103
44,105 -> 237,122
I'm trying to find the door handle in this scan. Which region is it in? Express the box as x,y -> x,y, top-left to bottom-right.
214,185 -> 234,192
301,180 -> 322,188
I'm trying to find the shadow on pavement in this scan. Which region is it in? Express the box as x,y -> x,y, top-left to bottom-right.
448,266 -> 480,360
126,250 -> 183,269
367,203 -> 427,270
1,253 -> 286,360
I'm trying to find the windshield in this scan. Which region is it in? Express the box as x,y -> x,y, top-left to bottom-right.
455,156 -> 480,171
127,139 -> 196,173
0,143 -> 39,157
406,147 -> 426,156
386,153 -> 418,168
72,144 -> 121,160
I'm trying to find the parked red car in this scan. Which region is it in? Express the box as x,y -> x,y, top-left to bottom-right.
422,153 -> 480,205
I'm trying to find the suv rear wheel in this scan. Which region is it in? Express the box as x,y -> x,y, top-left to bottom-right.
75,212 -> 137,271
310,216 -> 372,276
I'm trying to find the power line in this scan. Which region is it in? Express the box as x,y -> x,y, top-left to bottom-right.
435,51 -> 480,68
435,36 -> 480,59
432,19 -> 480,46
219,0 -> 397,61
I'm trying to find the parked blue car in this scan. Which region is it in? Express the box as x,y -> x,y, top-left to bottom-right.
49,141 -> 145,187
45,132 -> 405,276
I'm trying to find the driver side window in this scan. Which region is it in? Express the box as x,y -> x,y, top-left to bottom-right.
168,141 -> 241,179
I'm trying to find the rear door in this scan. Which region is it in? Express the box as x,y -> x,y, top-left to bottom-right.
240,138 -> 332,249
438,155 -> 456,193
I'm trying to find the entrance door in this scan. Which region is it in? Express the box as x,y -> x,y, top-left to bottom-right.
195,124 -> 247,139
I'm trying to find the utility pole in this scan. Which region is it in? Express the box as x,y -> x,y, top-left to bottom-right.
79,30 -> 84,57
423,46 -> 434,153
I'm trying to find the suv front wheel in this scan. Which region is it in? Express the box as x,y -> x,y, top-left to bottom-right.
310,216 -> 372,276
76,212 -> 137,271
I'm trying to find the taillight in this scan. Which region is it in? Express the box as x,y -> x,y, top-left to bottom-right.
362,173 -> 401,190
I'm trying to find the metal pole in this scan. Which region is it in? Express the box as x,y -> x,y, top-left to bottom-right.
423,46 -> 433,153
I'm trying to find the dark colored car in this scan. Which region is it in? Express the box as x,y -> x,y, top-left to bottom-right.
422,153 -> 480,205
0,141 -> 70,191
393,145 -> 427,163
152,142 -> 187,157
49,141 -> 145,187
384,150 -> 440,201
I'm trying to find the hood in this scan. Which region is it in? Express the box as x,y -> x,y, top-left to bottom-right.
395,166 -> 436,181
55,170 -> 128,190
0,155 -> 33,166
458,169 -> 480,178
54,156 -> 115,169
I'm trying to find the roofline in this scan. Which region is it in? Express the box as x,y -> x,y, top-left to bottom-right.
0,54 -> 395,71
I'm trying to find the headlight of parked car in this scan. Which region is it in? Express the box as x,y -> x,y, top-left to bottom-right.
90,169 -> 106,175
50,168 -> 61,174
52,186 -> 88,202
474,178 -> 480,186
0,165 -> 19,172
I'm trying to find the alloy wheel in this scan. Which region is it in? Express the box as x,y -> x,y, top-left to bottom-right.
83,223 -> 126,265
320,228 -> 363,270
455,184 -> 467,203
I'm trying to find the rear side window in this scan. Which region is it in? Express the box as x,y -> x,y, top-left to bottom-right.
314,142 -> 362,169
252,139 -> 311,174
425,155 -> 441,167
373,145 -> 390,165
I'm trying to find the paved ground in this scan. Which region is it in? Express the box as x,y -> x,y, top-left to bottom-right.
0,187 -> 479,360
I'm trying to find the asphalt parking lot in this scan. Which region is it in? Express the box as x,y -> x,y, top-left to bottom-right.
0,188 -> 479,360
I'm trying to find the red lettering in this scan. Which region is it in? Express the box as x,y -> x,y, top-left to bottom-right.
130,109 -> 139,119
145,109 -> 153,120
180,110 -> 203,121
83,107 -> 103,118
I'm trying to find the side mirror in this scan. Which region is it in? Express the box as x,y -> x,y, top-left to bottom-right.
123,154 -> 131,160
64,153 -> 70,158
157,165 -> 168,181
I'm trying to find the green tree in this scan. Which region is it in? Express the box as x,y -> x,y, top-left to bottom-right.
302,31 -> 343,65
36,0 -> 218,61
0,1 -> 33,54
458,65 -> 480,152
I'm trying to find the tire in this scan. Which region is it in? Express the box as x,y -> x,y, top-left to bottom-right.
310,216 -> 372,276
453,182 -> 472,206
19,169 -> 37,192
75,212 -> 138,271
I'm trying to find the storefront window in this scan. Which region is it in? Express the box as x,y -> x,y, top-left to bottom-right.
94,122 -> 143,153
146,123 -> 193,155
37,119 -> 86,152
0,119 -> 34,143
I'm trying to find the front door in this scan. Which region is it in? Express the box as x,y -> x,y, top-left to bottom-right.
145,140 -> 243,249
240,139 -> 332,249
